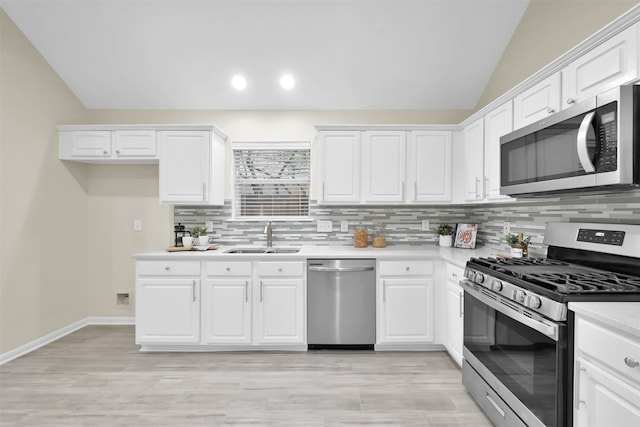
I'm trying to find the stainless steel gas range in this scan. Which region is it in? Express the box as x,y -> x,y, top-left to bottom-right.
461,222 -> 640,427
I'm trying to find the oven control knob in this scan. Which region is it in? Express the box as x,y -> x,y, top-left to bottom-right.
475,273 -> 485,283
527,296 -> 542,309
513,290 -> 526,303
491,280 -> 503,292
465,270 -> 476,281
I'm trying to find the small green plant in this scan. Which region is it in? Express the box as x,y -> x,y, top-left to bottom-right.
189,226 -> 208,238
436,224 -> 455,236
506,233 -> 531,247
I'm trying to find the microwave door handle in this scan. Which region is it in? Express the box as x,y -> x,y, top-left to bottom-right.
576,111 -> 596,173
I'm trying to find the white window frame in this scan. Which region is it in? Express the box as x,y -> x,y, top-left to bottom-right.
232,141 -> 311,221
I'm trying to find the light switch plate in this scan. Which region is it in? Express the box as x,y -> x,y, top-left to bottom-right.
317,220 -> 333,232
340,221 -> 349,232
133,219 -> 142,231
503,222 -> 511,235
421,220 -> 430,231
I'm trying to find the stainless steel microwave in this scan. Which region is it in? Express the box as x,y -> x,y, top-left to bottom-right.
500,85 -> 639,197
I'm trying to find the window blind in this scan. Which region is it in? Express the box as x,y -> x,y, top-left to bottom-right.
233,144 -> 310,218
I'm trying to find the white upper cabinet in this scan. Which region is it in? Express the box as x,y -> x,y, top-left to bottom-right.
113,130 -> 157,158
407,131 -> 452,202
317,127 -> 453,205
562,24 -> 639,109
317,131 -> 361,204
483,101 -> 513,201
361,131 -> 406,203
462,117 -> 485,202
59,127 -> 159,163
513,73 -> 561,130
158,129 -> 225,206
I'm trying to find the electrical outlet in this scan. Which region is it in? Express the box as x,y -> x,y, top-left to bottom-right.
317,220 -> 333,232
340,221 -> 349,232
133,219 -> 142,231
503,221 -> 511,235
421,220 -> 430,231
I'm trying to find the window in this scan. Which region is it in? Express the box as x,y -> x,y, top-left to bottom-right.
233,142 -> 311,219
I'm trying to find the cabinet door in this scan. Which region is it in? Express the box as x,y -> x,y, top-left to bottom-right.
202,279 -> 251,344
361,131 -> 406,203
113,130 -> 157,158
575,358 -> 640,427
379,278 -> 434,343
158,131 -> 210,204
69,131 -> 111,158
513,73 -> 561,130
463,118 -> 485,202
407,131 -> 452,202
135,278 -> 200,344
318,131 -> 361,203
445,280 -> 464,366
254,278 -> 305,344
563,24 -> 638,109
483,101 -> 513,201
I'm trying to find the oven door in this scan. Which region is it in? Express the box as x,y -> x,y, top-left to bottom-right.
461,281 -> 568,427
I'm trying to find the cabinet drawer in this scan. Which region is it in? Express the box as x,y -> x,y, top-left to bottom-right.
379,260 -> 433,276
137,260 -> 200,276
446,263 -> 465,283
257,261 -> 304,277
206,261 -> 252,277
576,316 -> 640,385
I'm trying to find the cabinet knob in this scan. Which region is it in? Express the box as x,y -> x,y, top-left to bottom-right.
567,98 -> 575,105
115,150 -> 121,154
452,273 -> 457,279
103,150 -> 108,154
165,266 -> 170,271
406,266 -> 410,271
547,108 -> 555,114
624,357 -> 639,368
278,268 -> 283,272
226,267 -> 231,271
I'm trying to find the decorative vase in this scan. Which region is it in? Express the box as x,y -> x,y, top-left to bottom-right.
439,234 -> 453,247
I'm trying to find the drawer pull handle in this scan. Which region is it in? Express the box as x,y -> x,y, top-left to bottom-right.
165,266 -> 170,271
624,357 -> 639,368
485,393 -> 506,418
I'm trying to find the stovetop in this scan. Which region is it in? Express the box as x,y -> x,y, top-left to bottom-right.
467,256 -> 640,302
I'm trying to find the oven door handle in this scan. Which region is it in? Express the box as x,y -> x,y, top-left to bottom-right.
576,111 -> 596,173
462,280 -> 560,341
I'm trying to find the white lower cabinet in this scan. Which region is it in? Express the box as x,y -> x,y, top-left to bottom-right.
377,260 -> 434,344
203,278 -> 251,344
444,263 -> 465,366
255,278 -> 305,344
136,279 -> 200,344
573,312 -> 640,427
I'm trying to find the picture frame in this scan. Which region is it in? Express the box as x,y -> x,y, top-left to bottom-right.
454,223 -> 478,249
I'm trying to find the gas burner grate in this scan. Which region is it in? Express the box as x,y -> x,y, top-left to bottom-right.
521,271 -> 640,294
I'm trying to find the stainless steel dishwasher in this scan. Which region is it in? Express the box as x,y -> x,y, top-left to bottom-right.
307,259 -> 376,349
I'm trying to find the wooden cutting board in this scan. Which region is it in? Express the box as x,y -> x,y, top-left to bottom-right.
166,245 -> 218,252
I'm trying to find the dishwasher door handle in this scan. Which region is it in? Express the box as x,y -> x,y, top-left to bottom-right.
308,266 -> 375,272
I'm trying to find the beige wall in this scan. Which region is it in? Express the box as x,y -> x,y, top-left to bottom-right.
0,10 -> 89,353
476,0 -> 639,110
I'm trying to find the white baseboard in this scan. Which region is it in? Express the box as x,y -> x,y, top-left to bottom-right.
0,316 -> 135,365
87,316 -> 135,325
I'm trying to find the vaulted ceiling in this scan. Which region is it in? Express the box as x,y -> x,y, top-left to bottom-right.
1,0 -> 530,110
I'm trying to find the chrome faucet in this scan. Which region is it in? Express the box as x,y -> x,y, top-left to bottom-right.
264,222 -> 273,247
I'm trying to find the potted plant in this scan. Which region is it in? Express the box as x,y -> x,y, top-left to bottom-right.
506,232 -> 531,258
189,226 -> 210,246
437,224 -> 455,247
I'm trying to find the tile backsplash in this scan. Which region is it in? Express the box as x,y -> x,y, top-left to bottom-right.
174,190 -> 640,253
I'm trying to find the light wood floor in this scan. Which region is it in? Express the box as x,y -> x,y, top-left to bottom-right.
0,326 -> 492,426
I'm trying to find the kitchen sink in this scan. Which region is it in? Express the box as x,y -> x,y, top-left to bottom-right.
224,247 -> 300,254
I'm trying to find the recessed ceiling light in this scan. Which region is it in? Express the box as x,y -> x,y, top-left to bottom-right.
231,75 -> 247,91
279,74 -> 295,90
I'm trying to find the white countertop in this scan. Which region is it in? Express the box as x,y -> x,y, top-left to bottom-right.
569,302 -> 640,337
133,244 -> 499,267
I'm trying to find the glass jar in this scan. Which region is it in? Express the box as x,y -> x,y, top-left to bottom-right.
354,223 -> 368,248
372,223 -> 386,248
